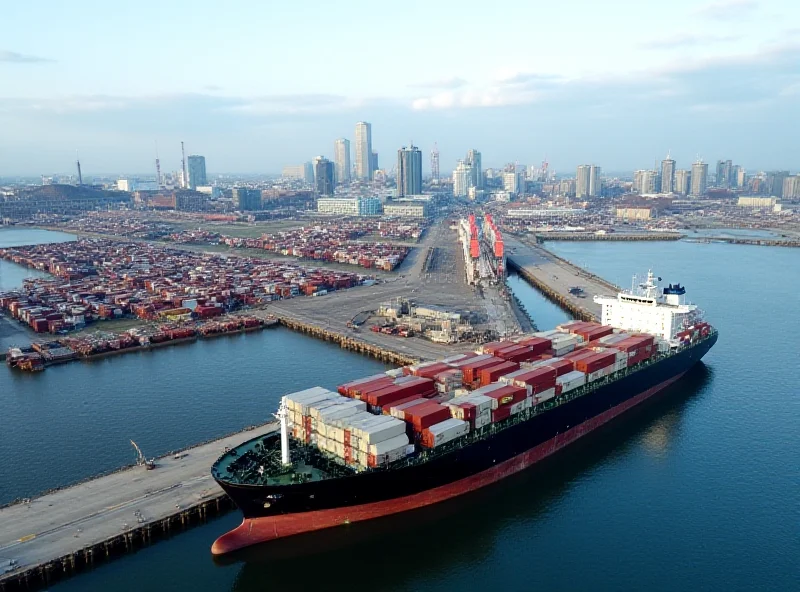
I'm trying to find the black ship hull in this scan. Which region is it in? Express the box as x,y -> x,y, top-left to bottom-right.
212,334 -> 716,554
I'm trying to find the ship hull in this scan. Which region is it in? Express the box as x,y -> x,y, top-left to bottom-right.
213,334 -> 716,555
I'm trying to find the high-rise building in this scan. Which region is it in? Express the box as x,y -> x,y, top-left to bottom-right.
354,122 -> 373,180
576,165 -> 590,198
733,165 -> 745,189
503,171 -> 522,195
661,155 -> 676,193
397,144 -> 423,197
783,175 -> 800,198
453,160 -> 472,197
314,156 -> 335,196
232,188 -> 262,211
675,170 -> 691,195
767,171 -> 790,197
333,138 -> 351,185
371,151 -> 378,175
187,155 -> 207,190
431,144 -> 440,182
690,160 -> 708,196
716,159 -> 733,188
589,165 -> 601,197
634,170 -> 658,194
466,149 -> 482,189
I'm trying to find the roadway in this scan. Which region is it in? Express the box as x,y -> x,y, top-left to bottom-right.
0,424 -> 277,576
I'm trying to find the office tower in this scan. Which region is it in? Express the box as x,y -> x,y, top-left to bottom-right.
716,159 -> 733,188
397,144 -> 423,197
589,165 -> 601,197
466,149 -> 482,189
453,160 -> 472,197
767,171 -> 790,197
675,169 -> 691,195
371,151 -> 378,175
576,165 -> 590,198
314,156 -> 335,196
333,138 -> 351,185
503,171 -> 521,195
354,122 -> 373,180
431,144 -> 440,182
303,162 -> 315,185
735,166 -> 746,189
783,175 -> 800,198
690,160 -> 708,196
661,154 -> 676,193
187,155 -> 207,190
634,170 -> 658,194
232,187 -> 262,211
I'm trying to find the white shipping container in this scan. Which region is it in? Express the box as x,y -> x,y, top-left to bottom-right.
298,392 -> 342,416
284,387 -> 335,412
425,418 -> 470,447
510,401 -> 526,415
442,353 -> 469,364
385,368 -> 405,378
308,396 -> 352,420
357,417 -> 406,446
557,370 -> 586,392
552,344 -> 575,356
533,329 -> 560,338
458,393 -> 494,414
534,387 -> 556,404
475,412 -> 492,429
368,433 -> 410,456
318,400 -> 367,422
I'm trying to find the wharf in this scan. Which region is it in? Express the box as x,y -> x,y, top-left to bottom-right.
0,423 -> 278,592
505,235 -> 618,321
534,232 -> 684,242
682,236 -> 800,247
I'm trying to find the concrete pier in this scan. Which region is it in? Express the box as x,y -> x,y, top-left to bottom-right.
0,423 -> 277,592
505,235 -> 619,321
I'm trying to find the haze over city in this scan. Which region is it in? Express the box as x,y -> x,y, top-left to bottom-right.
2,0 -> 799,175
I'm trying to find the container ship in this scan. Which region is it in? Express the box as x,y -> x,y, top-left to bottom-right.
211,271 -> 717,554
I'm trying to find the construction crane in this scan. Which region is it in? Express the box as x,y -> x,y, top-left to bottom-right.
131,440 -> 156,470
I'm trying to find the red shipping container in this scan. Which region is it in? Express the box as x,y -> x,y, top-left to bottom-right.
574,351 -> 616,374
483,385 -> 527,408
494,344 -> 539,364
406,403 -> 452,432
481,340 -> 516,354
381,395 -> 424,414
479,360 -> 520,386
512,366 -> 557,393
338,373 -> 390,395
542,358 -> 576,376
491,406 -> 512,423
366,377 -> 435,407
515,336 -> 552,356
460,357 -> 506,384
412,362 -> 452,379
349,377 -> 394,398
579,326 -> 614,342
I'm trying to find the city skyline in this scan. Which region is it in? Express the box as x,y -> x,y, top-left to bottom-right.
1,0 -> 798,175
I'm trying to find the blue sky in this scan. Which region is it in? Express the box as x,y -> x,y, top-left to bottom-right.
1,0 -> 798,176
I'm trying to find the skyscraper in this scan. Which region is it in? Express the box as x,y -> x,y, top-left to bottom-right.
453,160 -> 472,197
333,138 -> 351,185
232,188 -> 262,211
576,165 -> 590,198
690,160 -> 708,196
354,122 -> 373,180
371,151 -> 378,174
466,149 -> 482,189
187,155 -> 207,190
716,159 -> 733,188
675,170 -> 691,195
503,171 -> 521,195
589,165 -> 601,197
314,156 -> 335,196
767,171 -> 790,197
431,144 -> 440,182
661,154 -> 676,193
397,144 -> 423,197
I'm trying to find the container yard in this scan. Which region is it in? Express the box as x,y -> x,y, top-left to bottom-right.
168,218 -> 427,270
0,423 -> 278,592
0,238 -> 369,336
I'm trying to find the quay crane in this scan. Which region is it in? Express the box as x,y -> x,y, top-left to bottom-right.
131,440 -> 156,470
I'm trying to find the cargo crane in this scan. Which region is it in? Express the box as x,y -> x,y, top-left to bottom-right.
131,440 -> 156,470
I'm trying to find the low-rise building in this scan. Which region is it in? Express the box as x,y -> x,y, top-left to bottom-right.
317,196 -> 382,216
737,196 -> 778,208
616,207 -> 655,221
383,201 -> 429,218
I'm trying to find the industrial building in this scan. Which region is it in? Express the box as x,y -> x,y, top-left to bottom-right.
232,188 -> 263,211
317,197 -> 382,216
383,200 -> 429,218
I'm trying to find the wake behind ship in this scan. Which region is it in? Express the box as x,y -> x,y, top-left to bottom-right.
211,271 -> 717,554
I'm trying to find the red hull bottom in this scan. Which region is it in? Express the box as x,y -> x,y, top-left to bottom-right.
212,372 -> 685,555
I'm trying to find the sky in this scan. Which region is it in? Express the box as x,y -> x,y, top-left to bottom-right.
1,0 -> 798,177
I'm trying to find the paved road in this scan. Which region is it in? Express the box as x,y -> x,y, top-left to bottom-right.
0,424 -> 277,574
505,235 -> 618,320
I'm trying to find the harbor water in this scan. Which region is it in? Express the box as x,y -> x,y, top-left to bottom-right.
1,229 -> 797,591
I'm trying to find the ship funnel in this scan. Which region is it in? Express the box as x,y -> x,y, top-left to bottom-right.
277,396 -> 291,466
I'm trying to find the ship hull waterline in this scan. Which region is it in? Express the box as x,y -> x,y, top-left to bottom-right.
211,339 -> 714,555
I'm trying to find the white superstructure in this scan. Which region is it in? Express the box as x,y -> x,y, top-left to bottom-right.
594,270 -> 701,342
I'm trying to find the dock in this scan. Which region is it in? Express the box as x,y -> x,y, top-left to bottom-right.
505,235 -> 619,321
0,423 -> 277,592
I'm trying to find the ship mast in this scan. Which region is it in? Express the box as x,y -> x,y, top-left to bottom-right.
276,397 -> 291,466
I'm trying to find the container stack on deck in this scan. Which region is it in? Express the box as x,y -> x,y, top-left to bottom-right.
282,320 -> 682,471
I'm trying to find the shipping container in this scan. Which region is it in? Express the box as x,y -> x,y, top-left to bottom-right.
491,406 -> 512,423
420,418 -> 469,448
514,336 -> 552,356
405,402 -> 452,432
556,370 -> 586,393
478,360 -> 520,386
459,356 -> 506,384
481,385 -> 527,409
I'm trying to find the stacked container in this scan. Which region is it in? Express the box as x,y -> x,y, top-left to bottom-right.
556,370 -> 586,394
421,418 -> 470,449
478,360 -> 520,386
445,393 -> 493,429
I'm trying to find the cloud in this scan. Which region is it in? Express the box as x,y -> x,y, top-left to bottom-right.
640,32 -> 741,49
0,50 -> 54,63
692,0 -> 758,18
409,77 -> 468,90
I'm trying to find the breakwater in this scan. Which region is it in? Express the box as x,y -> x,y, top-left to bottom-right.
506,258 -> 597,322
535,232 -> 684,242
